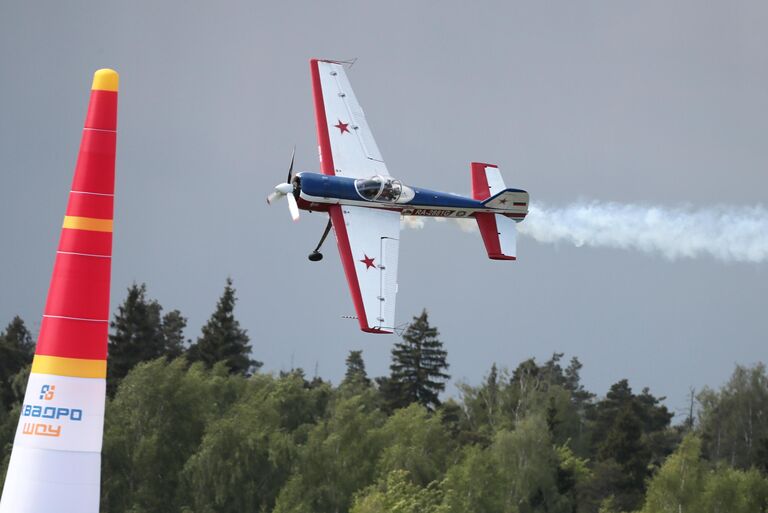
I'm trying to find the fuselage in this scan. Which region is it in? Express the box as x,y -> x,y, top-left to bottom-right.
294,172 -> 528,220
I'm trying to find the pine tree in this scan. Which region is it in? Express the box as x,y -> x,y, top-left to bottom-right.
107,284 -> 166,395
342,350 -> 371,390
0,316 -> 34,407
385,310 -> 450,411
161,309 -> 187,359
187,278 -> 261,376
564,356 -> 594,407
586,379 -> 673,512
0,316 -> 34,355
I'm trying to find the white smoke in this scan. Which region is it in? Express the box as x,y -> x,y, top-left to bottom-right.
401,202 -> 768,263
518,202 -> 768,263
400,216 -> 425,230
430,216 -> 474,232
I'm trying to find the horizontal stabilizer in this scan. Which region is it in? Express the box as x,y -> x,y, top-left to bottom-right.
470,163 -> 521,260
482,189 -> 529,219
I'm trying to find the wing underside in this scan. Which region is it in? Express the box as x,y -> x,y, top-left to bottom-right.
328,205 -> 400,333
311,59 -> 401,332
310,59 -> 389,179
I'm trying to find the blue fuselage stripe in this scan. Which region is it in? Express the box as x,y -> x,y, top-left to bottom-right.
298,172 -> 486,209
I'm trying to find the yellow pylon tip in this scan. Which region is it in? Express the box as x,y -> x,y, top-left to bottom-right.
91,68 -> 119,92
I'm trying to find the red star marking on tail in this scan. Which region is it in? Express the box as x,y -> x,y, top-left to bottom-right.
360,254 -> 375,269
335,120 -> 350,134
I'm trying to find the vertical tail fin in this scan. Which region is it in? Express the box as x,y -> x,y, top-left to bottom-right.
472,162 -> 506,199
471,162 -> 519,260
0,69 -> 118,513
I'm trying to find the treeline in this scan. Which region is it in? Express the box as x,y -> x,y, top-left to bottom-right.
1,280 -> 767,512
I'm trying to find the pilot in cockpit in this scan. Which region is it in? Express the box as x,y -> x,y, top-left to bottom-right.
355,175 -> 411,203
378,179 -> 402,202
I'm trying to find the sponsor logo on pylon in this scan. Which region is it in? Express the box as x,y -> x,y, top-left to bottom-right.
21,384 -> 84,438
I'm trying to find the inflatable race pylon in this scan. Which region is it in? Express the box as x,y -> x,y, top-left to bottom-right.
0,69 -> 118,513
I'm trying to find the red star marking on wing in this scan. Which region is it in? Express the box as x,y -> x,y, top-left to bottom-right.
360,254 -> 376,269
335,120 -> 350,134
499,198 -> 508,205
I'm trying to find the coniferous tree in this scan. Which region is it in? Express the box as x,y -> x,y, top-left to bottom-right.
107,284 -> 187,395
0,316 -> 34,355
342,350 -> 371,390
541,352 -> 566,386
187,278 -> 261,376
108,284 -> 165,395
161,309 -> 188,359
384,310 -> 449,411
0,316 -> 34,407
583,379 -> 674,512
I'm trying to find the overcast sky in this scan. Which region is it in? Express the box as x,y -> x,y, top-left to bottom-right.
1,1 -> 766,416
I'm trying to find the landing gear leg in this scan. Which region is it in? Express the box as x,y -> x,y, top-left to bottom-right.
308,219 -> 332,262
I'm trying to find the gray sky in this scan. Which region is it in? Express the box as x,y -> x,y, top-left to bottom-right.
2,1 -> 767,416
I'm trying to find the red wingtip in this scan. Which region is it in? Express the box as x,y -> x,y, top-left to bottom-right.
310,59 -> 336,176
361,327 -> 393,335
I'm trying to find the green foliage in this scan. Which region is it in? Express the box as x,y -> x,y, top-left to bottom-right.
180,372 -> 327,513
455,366 -> 673,513
351,470 -> 445,513
698,363 -> 768,470
641,433 -> 768,513
161,309 -> 188,360
0,303 -> 766,513
640,434 -> 705,513
455,363 -> 504,442
0,316 -> 34,407
443,414 -> 574,513
383,310 -> 449,411
101,358 -> 246,512
585,379 -> 674,512
493,414 -> 573,513
273,394 -> 386,513
458,355 -> 591,451
441,444 -> 503,513
375,404 -> 453,486
186,278 -> 261,376
0,403 -> 20,492
341,350 -> 371,393
0,316 -> 33,490
700,467 -> 768,513
597,405 -> 648,509
556,444 -> 592,509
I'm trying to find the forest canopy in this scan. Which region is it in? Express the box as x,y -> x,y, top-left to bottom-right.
1,281 -> 766,513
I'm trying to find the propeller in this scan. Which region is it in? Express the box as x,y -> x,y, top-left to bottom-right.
267,147 -> 300,221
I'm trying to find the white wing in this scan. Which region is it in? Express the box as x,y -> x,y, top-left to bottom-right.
311,59 -> 389,178
328,205 -> 400,333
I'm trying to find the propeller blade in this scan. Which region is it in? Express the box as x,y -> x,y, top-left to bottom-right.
287,193 -> 300,221
266,191 -> 280,205
287,146 -> 295,183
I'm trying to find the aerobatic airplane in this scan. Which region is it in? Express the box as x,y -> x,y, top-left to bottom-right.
267,59 -> 530,334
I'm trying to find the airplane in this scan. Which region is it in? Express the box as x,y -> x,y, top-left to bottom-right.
267,59 -> 529,334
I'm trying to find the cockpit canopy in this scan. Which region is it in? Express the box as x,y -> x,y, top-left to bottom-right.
355,175 -> 403,203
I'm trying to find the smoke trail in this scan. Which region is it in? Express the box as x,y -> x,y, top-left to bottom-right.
401,202 -> 768,263
401,216 -> 426,230
518,202 -> 768,263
